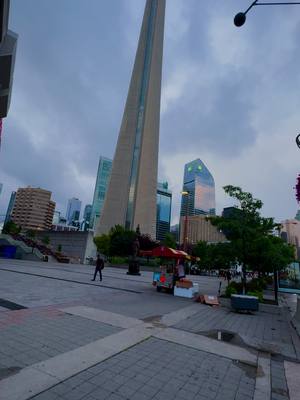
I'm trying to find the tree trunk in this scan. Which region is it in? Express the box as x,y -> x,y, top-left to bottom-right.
242,263 -> 247,294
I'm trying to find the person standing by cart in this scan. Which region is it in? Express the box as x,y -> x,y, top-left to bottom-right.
177,259 -> 186,279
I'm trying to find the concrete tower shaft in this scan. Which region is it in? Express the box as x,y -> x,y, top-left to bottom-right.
96,0 -> 165,238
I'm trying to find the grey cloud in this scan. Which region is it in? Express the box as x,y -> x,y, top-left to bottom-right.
1,0 -> 300,223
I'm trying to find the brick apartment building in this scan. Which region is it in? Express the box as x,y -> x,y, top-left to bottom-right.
11,187 -> 55,231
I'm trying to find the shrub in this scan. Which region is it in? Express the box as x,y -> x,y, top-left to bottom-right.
110,256 -> 128,265
145,258 -> 160,267
247,290 -> 263,302
225,284 -> 238,297
247,278 -> 267,292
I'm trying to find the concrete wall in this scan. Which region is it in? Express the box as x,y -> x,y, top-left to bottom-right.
35,231 -> 97,264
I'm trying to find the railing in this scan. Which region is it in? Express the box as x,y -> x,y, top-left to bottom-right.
0,234 -> 44,259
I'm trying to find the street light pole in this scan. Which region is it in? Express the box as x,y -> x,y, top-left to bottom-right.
234,1 -> 300,27
181,191 -> 189,252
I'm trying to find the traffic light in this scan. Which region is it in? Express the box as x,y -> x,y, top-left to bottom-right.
295,175 -> 300,203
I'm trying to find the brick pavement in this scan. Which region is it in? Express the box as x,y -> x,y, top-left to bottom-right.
0,308 -> 121,377
174,303 -> 298,360
1,260 -> 299,399
31,338 -> 256,400
271,356 -> 289,400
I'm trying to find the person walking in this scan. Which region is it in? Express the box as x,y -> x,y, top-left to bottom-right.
91,254 -> 104,281
226,269 -> 231,284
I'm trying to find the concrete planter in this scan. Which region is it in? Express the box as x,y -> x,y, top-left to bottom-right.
231,294 -> 259,312
292,295 -> 300,336
219,297 -> 231,308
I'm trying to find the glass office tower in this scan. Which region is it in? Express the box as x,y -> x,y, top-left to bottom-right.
156,182 -> 172,241
66,197 -> 82,225
180,159 -> 215,217
4,190 -> 16,224
91,157 -> 112,230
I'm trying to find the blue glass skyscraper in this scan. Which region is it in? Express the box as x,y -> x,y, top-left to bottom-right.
180,159 -> 215,217
91,157 -> 112,230
156,182 -> 172,241
66,197 -> 81,225
4,190 -> 16,224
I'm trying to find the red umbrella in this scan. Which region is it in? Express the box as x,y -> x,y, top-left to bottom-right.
140,246 -> 188,259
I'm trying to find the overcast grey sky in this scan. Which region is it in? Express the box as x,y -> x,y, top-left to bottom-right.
1,0 -> 300,225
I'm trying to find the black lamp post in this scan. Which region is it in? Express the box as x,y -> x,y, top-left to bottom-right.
234,1 -> 300,27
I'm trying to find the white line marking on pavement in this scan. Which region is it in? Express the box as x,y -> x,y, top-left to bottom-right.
153,327 -> 258,366
284,360 -> 300,400
59,306 -> 143,328
253,352 -> 271,400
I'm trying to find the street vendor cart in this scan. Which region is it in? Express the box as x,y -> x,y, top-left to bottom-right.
140,246 -> 198,296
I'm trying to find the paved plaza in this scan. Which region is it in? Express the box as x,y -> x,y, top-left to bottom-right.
0,259 -> 299,400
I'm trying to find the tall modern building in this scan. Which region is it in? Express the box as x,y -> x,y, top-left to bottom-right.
91,157 -> 112,230
179,215 -> 226,245
4,190 -> 15,224
280,219 -> 300,258
156,182 -> 172,241
96,0 -> 166,239
0,0 -> 18,119
66,198 -> 81,225
180,159 -> 216,218
52,210 -> 61,225
11,187 -> 55,231
83,204 -> 92,231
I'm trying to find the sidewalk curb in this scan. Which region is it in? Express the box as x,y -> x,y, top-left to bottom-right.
253,352 -> 271,400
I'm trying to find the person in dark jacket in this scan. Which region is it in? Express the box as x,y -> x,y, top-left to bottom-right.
91,255 -> 104,281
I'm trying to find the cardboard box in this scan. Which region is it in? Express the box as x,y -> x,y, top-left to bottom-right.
176,280 -> 193,289
174,287 -> 194,298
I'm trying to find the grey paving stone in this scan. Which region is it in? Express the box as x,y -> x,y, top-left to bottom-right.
271,394 -> 289,400
0,313 -> 122,376
116,383 -> 138,397
130,393 -> 151,400
28,337 -> 258,400
235,394 -> 253,400
88,387 -> 111,400
32,391 -> 60,400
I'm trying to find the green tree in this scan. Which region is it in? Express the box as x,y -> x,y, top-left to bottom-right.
138,234 -> 158,251
210,242 -> 235,270
57,244 -> 62,253
109,225 -> 136,257
192,241 -> 213,271
93,234 -> 111,257
162,233 -> 177,249
41,236 -> 50,246
210,185 -> 279,293
2,221 -> 21,235
25,229 -> 36,253
26,229 -> 36,239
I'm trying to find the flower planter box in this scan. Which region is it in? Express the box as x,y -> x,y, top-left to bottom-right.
231,294 -> 259,312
